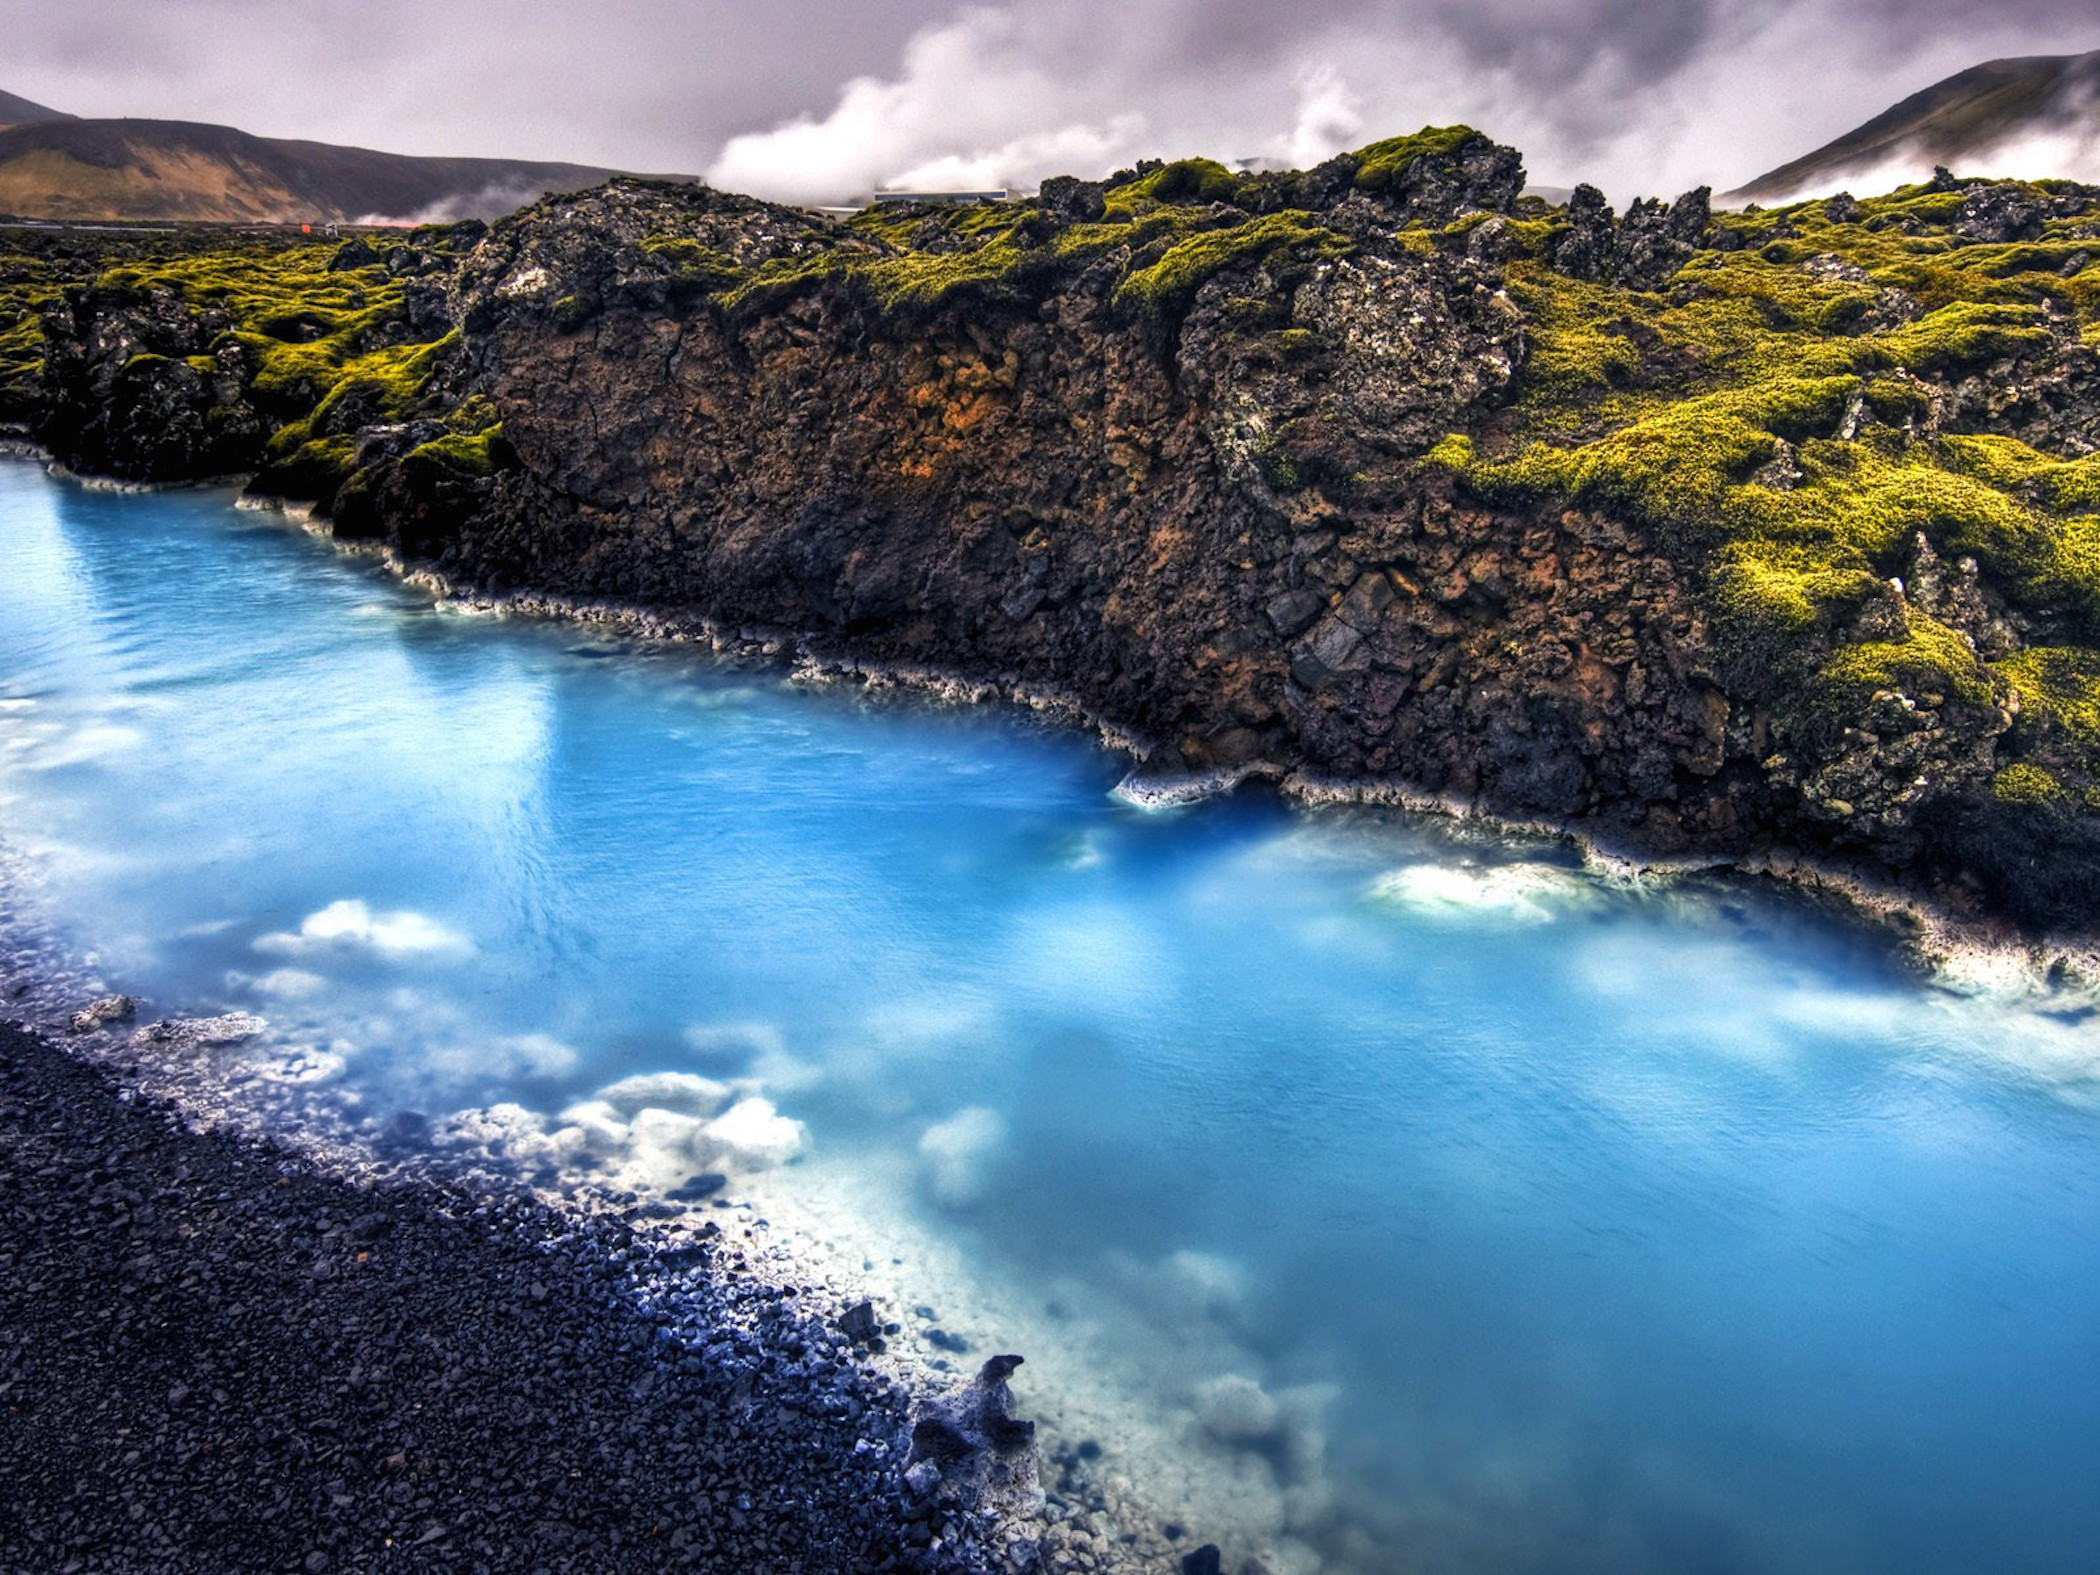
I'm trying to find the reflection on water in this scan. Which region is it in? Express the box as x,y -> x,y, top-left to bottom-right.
4,459 -> 2099,1575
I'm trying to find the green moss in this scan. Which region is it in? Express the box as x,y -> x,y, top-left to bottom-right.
1996,646 -> 2100,748
1992,762 -> 2067,804
1422,433 -> 1475,471
300,333 -> 459,432
1713,542 -> 1881,637
444,393 -> 502,435
1940,434 -> 2100,515
406,425 -> 508,478
715,228 -> 1046,315
71,243 -> 462,436
842,208 -> 925,248
252,433 -> 361,500
1877,302 -> 2055,378
1350,126 -> 1480,196
706,196 -> 1346,325
1048,209 -> 1211,265
642,236 -> 743,293
1103,159 -> 1244,217
1112,211 -> 1352,320
1438,175 -> 2100,749
1815,615 -> 1991,707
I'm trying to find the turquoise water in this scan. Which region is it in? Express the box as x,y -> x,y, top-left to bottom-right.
3,458 -> 2098,1574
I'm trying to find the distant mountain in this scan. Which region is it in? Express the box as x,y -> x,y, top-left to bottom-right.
0,112 -> 690,224
0,88 -> 72,128
1729,49 -> 2100,202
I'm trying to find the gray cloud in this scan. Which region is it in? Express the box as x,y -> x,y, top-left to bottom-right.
8,1 -> 2099,201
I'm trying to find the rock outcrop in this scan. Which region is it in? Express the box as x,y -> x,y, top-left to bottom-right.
37,281 -> 270,480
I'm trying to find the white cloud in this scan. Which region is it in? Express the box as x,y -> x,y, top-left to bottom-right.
703,0 -> 2100,207
1283,64 -> 1365,171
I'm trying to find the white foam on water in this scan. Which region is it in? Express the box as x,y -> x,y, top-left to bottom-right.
917,1106 -> 1008,1207
255,899 -> 474,961
1367,862 -> 1598,925
594,1070 -> 734,1114
246,967 -> 330,1001
435,1070 -> 807,1194
254,1044 -> 348,1084
1573,927 -> 2100,1094
1063,832 -> 1108,871
704,1096 -> 806,1169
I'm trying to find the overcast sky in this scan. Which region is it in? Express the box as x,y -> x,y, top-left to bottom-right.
9,1 -> 2098,200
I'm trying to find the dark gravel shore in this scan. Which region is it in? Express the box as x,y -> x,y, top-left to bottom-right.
0,1020 -> 1006,1575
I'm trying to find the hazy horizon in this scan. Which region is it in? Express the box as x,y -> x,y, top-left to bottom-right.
8,3 -> 2099,204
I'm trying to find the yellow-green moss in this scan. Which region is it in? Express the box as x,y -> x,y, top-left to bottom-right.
1103,159 -> 1245,217
78,244 -> 458,434
1112,212 -> 1352,319
715,228 -> 1046,315
1351,126 -> 1480,197
642,236 -> 743,293
1447,172 -> 2100,741
1421,433 -> 1475,472
444,393 -> 502,436
299,332 -> 460,430
1996,646 -> 2100,747
1992,761 -> 2067,804
407,425 -> 506,478
1815,615 -> 1991,707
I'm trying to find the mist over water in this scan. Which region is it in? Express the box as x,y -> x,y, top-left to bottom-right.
4,459 -> 2099,1574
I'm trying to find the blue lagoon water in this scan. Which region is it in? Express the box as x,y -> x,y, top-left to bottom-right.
3,458 -> 2098,1574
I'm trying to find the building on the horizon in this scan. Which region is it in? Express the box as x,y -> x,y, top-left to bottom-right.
866,187 -> 1016,205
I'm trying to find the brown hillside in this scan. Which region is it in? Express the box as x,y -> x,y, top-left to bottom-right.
0,116 -> 689,223
1730,49 -> 2100,201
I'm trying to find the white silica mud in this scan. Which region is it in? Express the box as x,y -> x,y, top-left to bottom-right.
5,456 -> 2100,1575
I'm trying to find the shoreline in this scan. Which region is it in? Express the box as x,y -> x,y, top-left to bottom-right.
0,1018 -> 1017,1574
0,841 -> 1191,1575
207,464 -> 2100,1000
15,444 -> 2092,997
0,831 -> 1073,1573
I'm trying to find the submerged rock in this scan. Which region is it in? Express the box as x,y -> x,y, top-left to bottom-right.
908,1355 -> 1041,1517
836,1298 -> 882,1344
65,994 -> 135,1033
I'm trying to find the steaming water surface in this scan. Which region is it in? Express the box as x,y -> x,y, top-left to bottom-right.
3,460 -> 2098,1575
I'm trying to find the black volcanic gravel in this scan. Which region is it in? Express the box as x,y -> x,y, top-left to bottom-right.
0,1022 -> 994,1574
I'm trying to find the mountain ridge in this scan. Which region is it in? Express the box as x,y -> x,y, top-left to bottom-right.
0,87 -> 71,128
1731,48 -> 2100,201
0,110 -> 692,224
